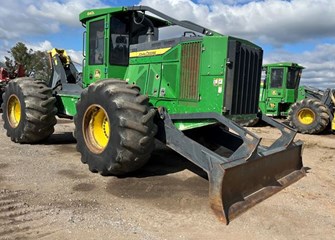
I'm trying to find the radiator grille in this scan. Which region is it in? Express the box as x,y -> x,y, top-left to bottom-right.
225,40 -> 263,115
180,42 -> 201,100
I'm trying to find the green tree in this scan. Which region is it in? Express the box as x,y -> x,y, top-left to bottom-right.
5,42 -> 51,80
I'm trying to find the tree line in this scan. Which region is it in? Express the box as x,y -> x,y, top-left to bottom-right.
1,42 -> 51,80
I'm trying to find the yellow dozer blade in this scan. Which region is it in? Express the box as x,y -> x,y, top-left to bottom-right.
157,110 -> 305,224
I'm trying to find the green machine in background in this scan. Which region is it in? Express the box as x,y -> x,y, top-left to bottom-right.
259,62 -> 304,117
1,6 -> 305,223
259,62 -> 335,134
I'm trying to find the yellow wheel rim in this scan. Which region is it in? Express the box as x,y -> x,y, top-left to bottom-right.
7,95 -> 21,128
297,108 -> 315,125
83,105 -> 110,153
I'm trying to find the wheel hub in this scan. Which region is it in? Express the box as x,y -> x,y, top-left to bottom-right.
297,108 -> 315,125
7,95 -> 21,128
83,105 -> 110,153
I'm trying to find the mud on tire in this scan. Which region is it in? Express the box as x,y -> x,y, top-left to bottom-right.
288,98 -> 330,134
74,79 -> 157,175
1,77 -> 57,143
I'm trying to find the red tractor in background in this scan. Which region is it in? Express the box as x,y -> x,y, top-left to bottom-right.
0,64 -> 25,107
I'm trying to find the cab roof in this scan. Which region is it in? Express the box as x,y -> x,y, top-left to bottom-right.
79,6 -> 220,36
263,62 -> 305,69
79,6 -> 171,28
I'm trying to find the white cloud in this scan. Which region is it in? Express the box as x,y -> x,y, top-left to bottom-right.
265,43 -> 335,88
0,0 -> 104,65
3,0 -> 335,48
198,0 -> 263,5
26,0 -> 105,27
66,49 -> 84,66
0,0 -> 105,40
140,0 -> 335,45
25,41 -> 53,52
0,1 -> 60,40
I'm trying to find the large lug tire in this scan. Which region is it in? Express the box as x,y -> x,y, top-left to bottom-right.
288,98 -> 330,134
74,79 -> 157,175
1,77 -> 57,143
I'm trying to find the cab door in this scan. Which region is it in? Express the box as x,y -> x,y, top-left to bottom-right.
84,16 -> 107,86
265,67 -> 286,115
268,68 -> 285,97
285,68 -> 302,103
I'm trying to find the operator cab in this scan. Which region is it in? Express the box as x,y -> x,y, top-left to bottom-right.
262,63 -> 303,90
260,62 -> 304,115
80,6 -> 217,86
82,9 -> 166,85
89,12 -> 159,66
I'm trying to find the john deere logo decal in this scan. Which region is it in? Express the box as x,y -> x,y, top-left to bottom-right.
94,69 -> 101,78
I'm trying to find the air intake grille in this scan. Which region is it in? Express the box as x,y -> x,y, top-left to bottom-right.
225,40 -> 263,115
180,42 -> 201,100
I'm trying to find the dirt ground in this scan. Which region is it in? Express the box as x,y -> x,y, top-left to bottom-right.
0,114 -> 334,240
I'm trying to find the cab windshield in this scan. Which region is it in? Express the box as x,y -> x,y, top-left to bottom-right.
109,13 -> 159,66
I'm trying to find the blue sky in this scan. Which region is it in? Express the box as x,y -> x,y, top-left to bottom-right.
1,0 -> 334,88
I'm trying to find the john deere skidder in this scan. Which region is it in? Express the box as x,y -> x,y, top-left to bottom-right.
259,62 -> 335,134
1,6 -> 305,224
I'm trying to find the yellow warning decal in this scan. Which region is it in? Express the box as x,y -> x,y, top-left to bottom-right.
130,47 -> 171,57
